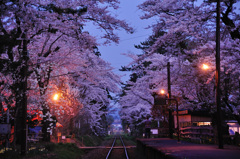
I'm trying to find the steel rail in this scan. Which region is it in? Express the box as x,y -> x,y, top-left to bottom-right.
106,137 -> 116,159
106,136 -> 129,159
120,136 -> 129,159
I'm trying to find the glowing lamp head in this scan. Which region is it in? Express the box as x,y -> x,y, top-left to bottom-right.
53,93 -> 59,101
160,89 -> 165,95
202,64 -> 209,70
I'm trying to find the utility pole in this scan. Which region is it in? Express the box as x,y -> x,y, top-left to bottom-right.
20,33 -> 28,155
205,0 -> 224,149
167,62 -> 173,138
215,0 -> 223,149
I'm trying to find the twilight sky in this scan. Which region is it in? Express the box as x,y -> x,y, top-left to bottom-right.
86,0 -> 154,118
87,1 -> 204,82
97,0 -> 154,82
97,0 -> 205,82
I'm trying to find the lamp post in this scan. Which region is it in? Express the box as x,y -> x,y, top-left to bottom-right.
169,98 -> 179,143
52,93 -> 60,142
160,90 -> 180,142
52,93 -> 60,115
153,90 -> 180,142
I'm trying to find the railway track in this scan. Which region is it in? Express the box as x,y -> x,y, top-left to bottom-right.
105,136 -> 129,159
81,135 -> 136,159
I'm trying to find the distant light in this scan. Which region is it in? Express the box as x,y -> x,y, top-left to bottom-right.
202,64 -> 209,70
53,93 -> 59,101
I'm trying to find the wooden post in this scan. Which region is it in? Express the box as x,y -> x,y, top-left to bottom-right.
167,62 -> 173,139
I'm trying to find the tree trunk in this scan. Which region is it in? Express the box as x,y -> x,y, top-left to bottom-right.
42,102 -> 51,142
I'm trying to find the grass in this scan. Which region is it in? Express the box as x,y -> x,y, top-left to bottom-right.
50,143 -> 84,159
0,143 -> 84,159
122,133 -> 136,141
0,135 -> 105,159
101,134 -> 137,146
104,135 -> 114,140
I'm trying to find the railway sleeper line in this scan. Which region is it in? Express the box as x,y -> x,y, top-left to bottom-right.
106,136 -> 129,159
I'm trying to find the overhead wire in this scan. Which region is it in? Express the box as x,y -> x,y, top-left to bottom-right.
119,34 -> 150,42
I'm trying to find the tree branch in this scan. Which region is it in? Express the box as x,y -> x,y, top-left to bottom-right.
131,90 -> 153,105
43,34 -> 63,57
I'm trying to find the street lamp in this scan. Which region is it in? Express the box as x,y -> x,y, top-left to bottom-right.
202,64 -> 210,70
52,93 -> 61,142
53,93 -> 60,101
160,89 -> 165,95
154,89 -> 180,142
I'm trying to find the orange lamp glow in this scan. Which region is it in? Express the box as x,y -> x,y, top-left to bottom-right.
53,93 -> 59,101
160,89 -> 165,95
202,64 -> 209,70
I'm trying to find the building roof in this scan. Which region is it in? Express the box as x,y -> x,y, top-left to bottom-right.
173,109 -> 211,117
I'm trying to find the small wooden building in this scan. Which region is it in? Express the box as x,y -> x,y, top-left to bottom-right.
173,110 -> 213,142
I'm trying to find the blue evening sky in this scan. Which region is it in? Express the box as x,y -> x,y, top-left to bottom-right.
98,0 -> 154,82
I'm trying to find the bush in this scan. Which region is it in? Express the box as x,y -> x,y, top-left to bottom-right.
53,143 -> 83,159
45,143 -> 56,151
0,142 -> 84,159
77,135 -> 103,146
0,149 -> 20,159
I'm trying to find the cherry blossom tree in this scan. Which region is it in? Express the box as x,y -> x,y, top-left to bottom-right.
119,0 -> 240,133
0,0 -> 133,147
